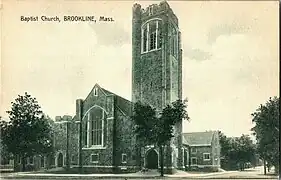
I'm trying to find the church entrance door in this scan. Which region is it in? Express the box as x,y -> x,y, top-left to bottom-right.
57,153 -> 63,167
146,149 -> 158,169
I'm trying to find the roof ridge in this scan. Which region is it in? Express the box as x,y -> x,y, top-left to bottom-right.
101,87 -> 131,103
183,131 -> 215,146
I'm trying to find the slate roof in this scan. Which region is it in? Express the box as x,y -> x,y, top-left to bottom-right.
100,87 -> 133,116
72,84 -> 133,122
182,131 -> 216,146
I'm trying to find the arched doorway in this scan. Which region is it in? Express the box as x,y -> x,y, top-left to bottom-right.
40,156 -> 45,168
146,149 -> 158,169
57,153 -> 63,167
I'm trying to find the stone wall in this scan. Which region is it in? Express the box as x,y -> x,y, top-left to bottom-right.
188,146 -> 219,172
113,106 -> 138,172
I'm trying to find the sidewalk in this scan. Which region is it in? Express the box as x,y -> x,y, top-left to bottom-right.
1,166 -> 277,179
1,170 -> 237,179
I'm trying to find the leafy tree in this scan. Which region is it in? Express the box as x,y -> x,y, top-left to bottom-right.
0,92 -> 54,171
0,117 -> 12,165
132,102 -> 158,147
219,132 -> 256,171
235,134 -> 256,170
219,131 -> 234,170
132,99 -> 189,176
251,96 -> 279,174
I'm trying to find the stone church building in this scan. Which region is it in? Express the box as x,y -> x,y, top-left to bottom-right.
55,1 -> 186,174
12,1 -> 220,174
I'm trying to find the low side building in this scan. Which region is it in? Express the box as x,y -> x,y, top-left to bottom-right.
182,131 -> 221,172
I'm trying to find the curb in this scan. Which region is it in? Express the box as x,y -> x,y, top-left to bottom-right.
1,175 -> 278,179
2,175 -> 166,179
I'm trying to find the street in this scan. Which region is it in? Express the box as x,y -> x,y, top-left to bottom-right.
199,166 -> 278,179
0,166 -> 278,180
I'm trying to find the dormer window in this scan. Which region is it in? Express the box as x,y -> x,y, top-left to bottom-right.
141,19 -> 162,53
94,88 -> 98,96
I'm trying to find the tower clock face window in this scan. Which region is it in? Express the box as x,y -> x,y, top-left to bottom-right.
141,19 -> 162,53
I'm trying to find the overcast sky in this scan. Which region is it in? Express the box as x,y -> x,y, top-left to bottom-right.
1,0 -> 279,137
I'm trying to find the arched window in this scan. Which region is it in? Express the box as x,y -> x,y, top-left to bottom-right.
141,19 -> 163,53
84,106 -> 105,147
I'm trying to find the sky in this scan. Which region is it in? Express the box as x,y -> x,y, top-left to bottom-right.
0,0 -> 279,137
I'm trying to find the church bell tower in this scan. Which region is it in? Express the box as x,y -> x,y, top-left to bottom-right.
132,1 -> 184,172
132,1 -> 182,109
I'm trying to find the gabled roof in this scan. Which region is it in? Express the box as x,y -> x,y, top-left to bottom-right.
100,87 -> 133,116
182,131 -> 216,146
87,84 -> 133,116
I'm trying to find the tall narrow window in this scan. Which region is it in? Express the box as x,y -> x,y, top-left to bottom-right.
157,21 -> 162,49
41,156 -> 45,168
174,30 -> 178,57
71,155 -> 75,163
171,28 -> 175,56
91,118 -> 95,145
90,108 -> 103,146
84,119 -> 88,146
170,27 -> 178,57
17,155 -> 21,164
149,6 -> 153,15
122,154 -> 127,163
29,157 -> 34,164
149,21 -> 157,50
94,88 -> 98,96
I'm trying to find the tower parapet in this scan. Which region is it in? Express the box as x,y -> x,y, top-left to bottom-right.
136,1 -> 179,26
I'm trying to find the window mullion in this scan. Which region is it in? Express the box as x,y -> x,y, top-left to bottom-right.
147,23 -> 149,51
95,120 -> 97,145
155,21 -> 158,49
102,111 -> 104,146
141,28 -> 144,52
87,113 -> 90,147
